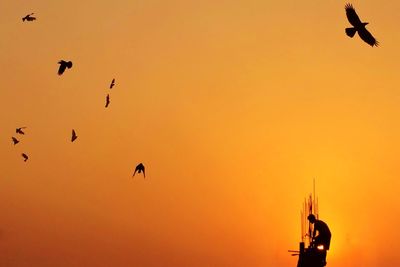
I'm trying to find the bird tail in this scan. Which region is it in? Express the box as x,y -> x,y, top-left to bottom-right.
345,27 -> 357,38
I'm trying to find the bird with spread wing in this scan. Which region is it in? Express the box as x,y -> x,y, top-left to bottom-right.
12,137 -> 20,145
16,127 -> 27,135
71,129 -> 78,142
345,3 -> 378,47
58,60 -> 73,75
110,78 -> 115,89
22,153 -> 29,162
105,94 -> 110,108
133,163 -> 145,178
22,13 -> 36,22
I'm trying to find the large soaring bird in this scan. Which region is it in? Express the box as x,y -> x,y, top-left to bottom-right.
133,163 -> 145,178
22,13 -> 36,22
345,3 -> 378,47
58,60 -> 73,75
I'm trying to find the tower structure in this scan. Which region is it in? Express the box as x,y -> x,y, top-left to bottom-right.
289,180 -> 327,267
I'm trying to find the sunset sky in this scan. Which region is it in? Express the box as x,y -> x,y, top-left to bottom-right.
1,1 -> 400,266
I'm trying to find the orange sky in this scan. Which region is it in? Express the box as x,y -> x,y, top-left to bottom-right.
1,1 -> 400,266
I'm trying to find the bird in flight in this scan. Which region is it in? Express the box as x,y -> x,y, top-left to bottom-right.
71,129 -> 78,142
22,13 -> 36,22
345,3 -> 378,47
105,94 -> 110,108
22,153 -> 29,162
58,60 -> 73,75
110,78 -> 115,89
12,137 -> 20,145
16,127 -> 27,135
133,163 -> 145,178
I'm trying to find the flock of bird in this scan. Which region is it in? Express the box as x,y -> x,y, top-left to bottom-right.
12,3 -> 378,178
13,14 -> 146,178
11,127 -> 28,162
106,78 -> 115,108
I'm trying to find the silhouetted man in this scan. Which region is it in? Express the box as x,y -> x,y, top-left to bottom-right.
308,214 -> 331,265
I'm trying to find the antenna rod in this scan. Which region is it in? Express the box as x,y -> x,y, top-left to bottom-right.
302,202 -> 304,241
313,178 -> 316,215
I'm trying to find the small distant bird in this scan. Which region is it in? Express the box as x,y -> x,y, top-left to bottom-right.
58,60 -> 73,75
345,3 -> 379,47
12,137 -> 19,145
16,127 -> 27,135
71,129 -> 78,142
22,153 -> 29,162
133,163 -> 145,178
105,94 -> 110,108
22,13 -> 36,22
110,78 -> 115,89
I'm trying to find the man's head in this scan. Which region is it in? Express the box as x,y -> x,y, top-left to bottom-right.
308,214 -> 316,223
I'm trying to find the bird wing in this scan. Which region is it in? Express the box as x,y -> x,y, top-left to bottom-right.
345,3 -> 362,27
66,61 -> 73,69
71,130 -> 77,141
138,164 -> 145,177
133,168 -> 138,177
110,79 -> 115,88
58,62 -> 66,75
106,95 -> 110,107
358,27 -> 379,47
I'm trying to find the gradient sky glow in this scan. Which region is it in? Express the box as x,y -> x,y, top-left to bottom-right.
1,1 -> 400,266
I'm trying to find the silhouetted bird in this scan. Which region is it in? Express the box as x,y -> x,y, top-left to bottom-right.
22,13 -> 36,22
58,60 -> 73,75
133,163 -> 145,178
105,94 -> 110,108
12,137 -> 19,145
345,3 -> 378,47
22,153 -> 29,162
71,129 -> 78,142
16,127 -> 27,135
110,78 -> 115,89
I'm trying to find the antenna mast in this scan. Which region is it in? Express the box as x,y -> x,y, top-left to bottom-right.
300,180 -> 319,247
